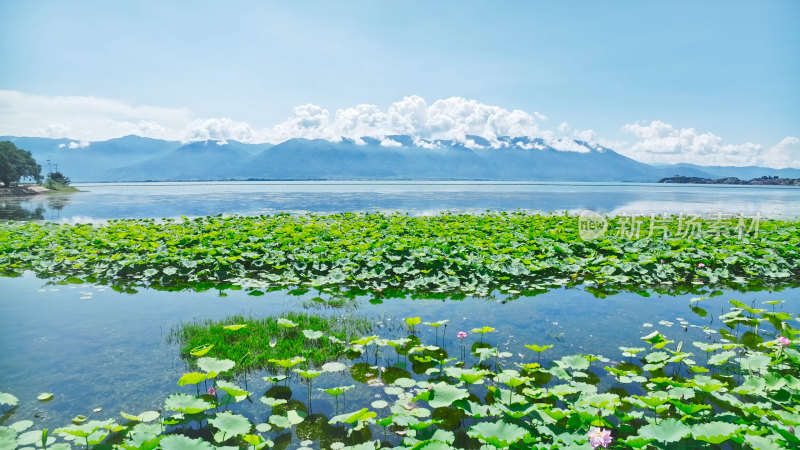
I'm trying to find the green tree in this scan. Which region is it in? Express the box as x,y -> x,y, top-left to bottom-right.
47,171 -> 71,186
0,141 -> 42,187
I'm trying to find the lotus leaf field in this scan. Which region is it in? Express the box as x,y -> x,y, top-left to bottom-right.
2,212 -> 800,449
0,213 -> 798,298
2,302 -> 800,449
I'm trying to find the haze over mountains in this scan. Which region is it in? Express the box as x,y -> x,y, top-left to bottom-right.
3,135 -> 799,183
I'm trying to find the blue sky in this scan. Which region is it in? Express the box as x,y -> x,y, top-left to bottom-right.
1,1 -> 798,167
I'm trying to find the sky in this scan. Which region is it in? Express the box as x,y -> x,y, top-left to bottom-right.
0,0 -> 798,167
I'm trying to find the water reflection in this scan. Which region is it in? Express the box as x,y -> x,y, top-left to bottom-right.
0,194 -> 72,221
3,181 -> 800,221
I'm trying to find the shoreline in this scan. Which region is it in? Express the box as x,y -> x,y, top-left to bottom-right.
0,185 -> 52,196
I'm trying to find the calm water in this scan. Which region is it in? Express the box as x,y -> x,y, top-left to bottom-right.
2,181 -> 800,221
1,273 -> 797,432
1,181 -> 799,443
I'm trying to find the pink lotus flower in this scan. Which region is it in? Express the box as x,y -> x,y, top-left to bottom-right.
207,386 -> 216,395
457,331 -> 467,339
588,427 -> 612,449
779,336 -> 791,347
697,263 -> 706,268
659,259 -> 665,263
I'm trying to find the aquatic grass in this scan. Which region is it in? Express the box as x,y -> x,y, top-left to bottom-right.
169,312 -> 372,372
1,212 -> 798,299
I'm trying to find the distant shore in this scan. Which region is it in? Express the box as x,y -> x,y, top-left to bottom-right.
659,175 -> 800,186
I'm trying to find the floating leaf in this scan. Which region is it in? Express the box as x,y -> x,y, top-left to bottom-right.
691,422 -> 740,444
638,418 -> 690,443
468,420 -> 529,447
329,408 -> 376,424
37,392 -> 54,401
222,324 -> 248,331
164,394 -> 213,414
525,344 -> 553,353
160,435 -> 215,450
197,357 -> 235,377
302,329 -> 323,340
277,318 -> 297,328
208,411 -> 252,438
471,326 -> 495,334
177,372 -> 207,386
190,344 -> 214,357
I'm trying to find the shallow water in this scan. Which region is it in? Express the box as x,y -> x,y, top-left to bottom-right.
1,273 -> 796,433
2,181 -> 799,221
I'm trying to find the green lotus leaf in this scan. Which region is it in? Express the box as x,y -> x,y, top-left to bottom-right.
405,317 -> 422,327
277,318 -> 297,328
160,434 -> 215,450
268,356 -> 306,368
329,408 -> 377,424
216,379 -> 250,400
268,410 -> 306,428
392,377 -> 417,388
209,411 -> 252,439
243,434 -> 264,446
425,382 -> 469,408
708,350 -> 736,365
17,429 -> 53,446
9,420 -> 33,432
164,393 -> 213,414
301,329 -> 323,340
294,368 -> 323,380
190,344 -> 214,356
259,397 -> 287,407
177,372 -> 208,386
638,418 -> 690,443
263,375 -> 288,383
255,422 -> 272,433
467,420 -> 529,447
525,344 -> 553,353
222,324 -> 248,331
739,354 -> 771,372
37,392 -> 54,401
352,335 -> 377,346
197,357 -> 235,376
471,326 -> 495,334
321,362 -> 347,372
320,385 -> 354,396
0,392 -> 19,407
0,427 -> 16,447
691,422 -> 740,444
559,354 -> 590,371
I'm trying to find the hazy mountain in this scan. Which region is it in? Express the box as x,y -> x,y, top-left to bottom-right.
1,135 -> 796,183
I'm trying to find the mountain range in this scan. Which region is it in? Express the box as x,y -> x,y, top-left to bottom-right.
2,135 -> 798,183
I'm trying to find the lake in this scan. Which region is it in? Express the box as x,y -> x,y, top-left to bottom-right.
0,181 -> 798,447
2,181 -> 800,221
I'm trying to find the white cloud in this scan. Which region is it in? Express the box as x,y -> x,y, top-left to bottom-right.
255,95 -> 550,146
761,136 -> 800,169
616,120 -> 798,168
2,90 -> 797,168
180,118 -> 255,143
0,90 -> 191,141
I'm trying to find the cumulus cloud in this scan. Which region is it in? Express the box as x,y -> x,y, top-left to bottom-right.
2,90 -> 797,167
0,90 -> 191,141
58,141 -> 90,149
616,120 -> 798,168
180,118 -> 255,143
253,95 -> 550,147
